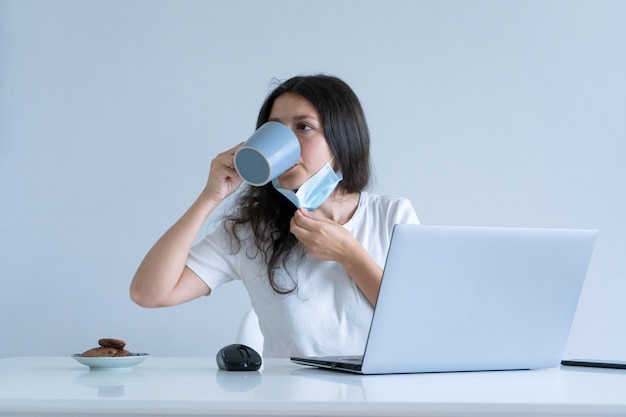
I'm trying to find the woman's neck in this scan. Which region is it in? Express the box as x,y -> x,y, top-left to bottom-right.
316,191 -> 360,225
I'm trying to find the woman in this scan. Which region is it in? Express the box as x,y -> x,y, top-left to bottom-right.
130,75 -> 419,357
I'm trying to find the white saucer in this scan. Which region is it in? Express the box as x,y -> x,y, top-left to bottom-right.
71,353 -> 150,371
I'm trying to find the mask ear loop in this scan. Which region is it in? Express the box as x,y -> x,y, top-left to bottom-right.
328,156 -> 339,173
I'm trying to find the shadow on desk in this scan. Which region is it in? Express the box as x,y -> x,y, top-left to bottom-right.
290,365 -> 570,402
74,370 -> 147,398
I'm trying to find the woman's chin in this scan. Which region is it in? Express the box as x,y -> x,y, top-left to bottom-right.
276,174 -> 303,190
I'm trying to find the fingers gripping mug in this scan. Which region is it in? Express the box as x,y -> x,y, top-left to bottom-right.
234,121 -> 301,186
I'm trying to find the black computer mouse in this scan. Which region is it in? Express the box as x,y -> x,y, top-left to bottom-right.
216,344 -> 262,371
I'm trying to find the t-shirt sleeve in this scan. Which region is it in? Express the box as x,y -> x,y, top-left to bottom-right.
186,223 -> 242,292
389,196 -> 420,226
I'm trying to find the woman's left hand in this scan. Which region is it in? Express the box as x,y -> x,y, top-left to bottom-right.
290,207 -> 383,307
289,208 -> 354,263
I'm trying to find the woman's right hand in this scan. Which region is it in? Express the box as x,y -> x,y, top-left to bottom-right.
202,143 -> 245,204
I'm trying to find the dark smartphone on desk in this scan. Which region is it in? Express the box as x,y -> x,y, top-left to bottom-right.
561,359 -> 626,370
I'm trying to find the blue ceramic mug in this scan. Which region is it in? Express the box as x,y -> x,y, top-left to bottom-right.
234,121 -> 301,186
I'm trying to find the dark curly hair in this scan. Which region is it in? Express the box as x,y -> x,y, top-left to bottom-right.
225,75 -> 371,294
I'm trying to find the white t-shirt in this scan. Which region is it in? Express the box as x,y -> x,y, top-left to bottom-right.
186,191 -> 419,357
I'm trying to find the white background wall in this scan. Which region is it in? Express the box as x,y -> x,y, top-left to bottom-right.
1,0 -> 624,360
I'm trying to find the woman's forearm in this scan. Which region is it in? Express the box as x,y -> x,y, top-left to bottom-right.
340,241 -> 384,308
129,194 -> 219,307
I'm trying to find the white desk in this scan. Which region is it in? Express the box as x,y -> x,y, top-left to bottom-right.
1,356 -> 626,416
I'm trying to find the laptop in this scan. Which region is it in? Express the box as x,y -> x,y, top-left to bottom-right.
291,224 -> 597,374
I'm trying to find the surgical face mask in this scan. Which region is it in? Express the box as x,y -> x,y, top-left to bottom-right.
272,161 -> 343,210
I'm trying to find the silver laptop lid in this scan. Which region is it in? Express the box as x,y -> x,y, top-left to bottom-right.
361,225 -> 597,374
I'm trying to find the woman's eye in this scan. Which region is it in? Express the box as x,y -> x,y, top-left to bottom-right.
297,123 -> 313,131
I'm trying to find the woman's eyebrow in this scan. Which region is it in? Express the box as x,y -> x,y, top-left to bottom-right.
269,115 -> 319,122
295,115 -> 319,121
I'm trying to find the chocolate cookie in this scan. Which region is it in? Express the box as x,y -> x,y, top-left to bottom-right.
98,338 -> 126,349
81,346 -> 118,357
113,349 -> 130,357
